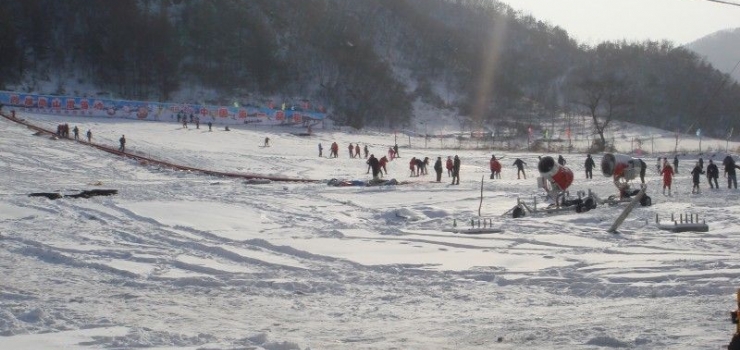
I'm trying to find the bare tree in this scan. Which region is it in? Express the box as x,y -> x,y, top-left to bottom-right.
572,73 -> 632,151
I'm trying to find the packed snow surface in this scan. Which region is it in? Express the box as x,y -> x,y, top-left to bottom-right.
1,113 -> 740,349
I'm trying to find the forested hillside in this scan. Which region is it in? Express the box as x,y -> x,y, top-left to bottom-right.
686,28 -> 740,84
0,0 -> 738,143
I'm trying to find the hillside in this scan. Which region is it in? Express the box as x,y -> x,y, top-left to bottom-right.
686,28 -> 740,83
1,0 -> 739,139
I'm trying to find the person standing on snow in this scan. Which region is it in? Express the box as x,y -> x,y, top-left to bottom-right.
638,158 -> 647,184
72,126 -> 79,140
434,156 -> 443,182
557,155 -> 566,166
348,143 -> 354,158
690,162 -> 704,194
86,129 -> 92,143
661,158 -> 674,195
393,144 -> 400,158
318,143 -> 323,157
367,154 -> 381,179
707,159 -> 719,189
355,144 -> 361,159
724,156 -> 739,189
513,158 -> 527,179
446,156 -> 453,177
119,135 -> 126,152
489,155 -> 501,179
379,156 -> 389,176
363,145 -> 369,159
584,154 -> 595,179
451,155 -> 461,185
673,155 -> 679,174
409,157 -> 417,177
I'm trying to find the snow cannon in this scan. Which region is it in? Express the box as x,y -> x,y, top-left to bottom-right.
601,153 -> 638,181
538,156 -> 573,192
601,153 -> 651,206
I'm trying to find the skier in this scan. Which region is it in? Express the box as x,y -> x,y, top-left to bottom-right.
331,142 -> 339,158
673,155 -> 679,174
513,158 -> 527,179
434,156 -> 443,182
557,155 -> 566,166
724,156 -> 739,189
364,145 -> 369,159
379,156 -> 389,176
489,155 -> 501,179
584,154 -> 595,179
707,159 -> 719,189
355,144 -> 361,159
445,156 -> 453,177
690,162 -> 704,194
451,155 -> 461,185
318,143 -> 323,157
348,143 -> 354,158
367,154 -> 381,180
393,144 -> 400,158
118,135 -> 126,152
638,158 -> 647,184
661,158 -> 674,196
72,126 -> 79,140
86,129 -> 92,143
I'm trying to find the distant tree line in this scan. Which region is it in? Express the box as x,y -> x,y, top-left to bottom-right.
0,0 -> 738,139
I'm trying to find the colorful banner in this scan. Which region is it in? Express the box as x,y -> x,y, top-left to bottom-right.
0,91 -> 326,127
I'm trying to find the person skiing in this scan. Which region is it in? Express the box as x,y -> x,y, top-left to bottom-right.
331,142 -> 339,158
367,154 -> 381,180
489,155 -> 501,179
557,155 -> 566,166
72,126 -> 79,140
86,129 -> 92,143
451,155 -> 461,185
584,154 -> 595,179
513,158 -> 527,179
379,156 -> 389,176
690,162 -> 704,194
118,135 -> 126,152
638,158 -> 647,184
707,159 -> 719,189
434,156 -> 443,182
355,144 -> 361,159
446,156 -> 453,177
724,156 -> 739,189
318,143 -> 323,157
673,155 -> 679,174
661,158 -> 674,195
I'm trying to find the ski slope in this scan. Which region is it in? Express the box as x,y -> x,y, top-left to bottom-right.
1,112 -> 740,349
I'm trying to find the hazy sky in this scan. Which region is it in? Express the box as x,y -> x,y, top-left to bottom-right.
498,0 -> 740,45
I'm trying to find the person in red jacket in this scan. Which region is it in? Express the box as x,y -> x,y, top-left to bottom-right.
331,142 -> 339,158
489,155 -> 502,179
409,157 -> 417,177
445,156 -> 453,177
661,158 -> 674,196
379,156 -> 389,176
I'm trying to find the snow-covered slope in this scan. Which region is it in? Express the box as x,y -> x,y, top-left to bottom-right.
2,112 -> 740,349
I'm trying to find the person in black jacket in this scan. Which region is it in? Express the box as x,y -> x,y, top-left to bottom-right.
451,155 -> 461,185
725,156 -> 739,189
690,162 -> 704,194
367,154 -> 381,180
584,154 -> 595,179
638,158 -> 647,184
434,157 -> 443,182
557,155 -> 566,166
706,159 -> 719,189
513,158 -> 527,179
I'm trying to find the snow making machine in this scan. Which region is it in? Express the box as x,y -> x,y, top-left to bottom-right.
600,153 -> 652,207
507,156 -> 598,218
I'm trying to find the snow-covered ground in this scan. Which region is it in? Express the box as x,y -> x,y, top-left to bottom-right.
2,112 -> 740,349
